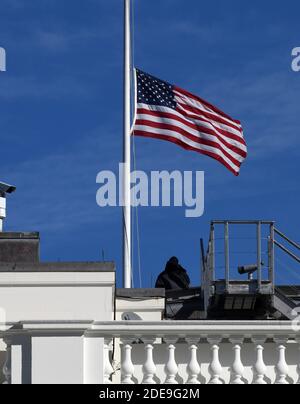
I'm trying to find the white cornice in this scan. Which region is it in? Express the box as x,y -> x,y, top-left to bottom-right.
1,320 -> 297,339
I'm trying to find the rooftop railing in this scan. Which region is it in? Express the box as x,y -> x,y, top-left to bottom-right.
90,320 -> 300,384
201,221 -> 276,306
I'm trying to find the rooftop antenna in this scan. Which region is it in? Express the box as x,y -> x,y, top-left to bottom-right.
0,182 -> 16,232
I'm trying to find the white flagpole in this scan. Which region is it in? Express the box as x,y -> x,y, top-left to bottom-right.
123,0 -> 132,288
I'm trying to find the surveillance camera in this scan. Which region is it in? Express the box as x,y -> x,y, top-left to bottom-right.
238,265 -> 258,275
0,182 -> 16,196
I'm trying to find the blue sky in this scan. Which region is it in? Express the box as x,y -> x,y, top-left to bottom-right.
1,0 -> 300,287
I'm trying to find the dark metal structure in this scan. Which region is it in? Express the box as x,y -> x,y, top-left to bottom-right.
0,232 -> 40,263
201,221 -> 275,319
200,220 -> 300,320
165,220 -> 300,320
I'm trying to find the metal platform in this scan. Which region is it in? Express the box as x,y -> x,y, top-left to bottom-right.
165,287 -> 204,320
162,220 -> 300,321
201,220 -> 300,320
214,280 -> 273,295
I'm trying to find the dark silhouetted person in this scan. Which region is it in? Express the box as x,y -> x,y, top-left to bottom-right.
155,257 -> 190,290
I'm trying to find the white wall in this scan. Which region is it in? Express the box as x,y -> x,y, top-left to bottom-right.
116,297 -> 165,321
32,337 -> 84,384
0,269 -> 115,384
0,272 -> 115,322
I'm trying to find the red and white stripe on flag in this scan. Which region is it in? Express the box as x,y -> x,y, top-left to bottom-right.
133,69 -> 247,176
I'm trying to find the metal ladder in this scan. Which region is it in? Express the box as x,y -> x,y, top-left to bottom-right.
273,228 -> 300,319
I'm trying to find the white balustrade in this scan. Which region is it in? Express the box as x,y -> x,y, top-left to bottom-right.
164,338 -> 179,384
103,339 -> 114,384
115,332 -> 299,385
297,340 -> 300,385
186,338 -> 201,384
252,337 -> 267,385
230,337 -> 245,384
3,320 -> 299,384
2,338 -> 11,385
142,339 -> 157,384
274,339 -> 289,385
208,337 -> 223,384
121,339 -> 135,384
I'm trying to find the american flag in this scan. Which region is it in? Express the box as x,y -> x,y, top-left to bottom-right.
133,69 -> 247,176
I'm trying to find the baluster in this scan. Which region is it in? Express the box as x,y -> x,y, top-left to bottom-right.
274,338 -> 289,385
103,339 -> 114,384
164,338 -> 179,384
230,337 -> 245,384
2,338 -> 11,385
252,338 -> 267,385
121,339 -> 135,385
208,337 -> 223,385
142,339 -> 157,384
297,339 -> 300,385
186,338 -> 201,384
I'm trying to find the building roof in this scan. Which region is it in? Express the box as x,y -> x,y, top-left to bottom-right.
0,262 -> 115,272
117,288 -> 165,298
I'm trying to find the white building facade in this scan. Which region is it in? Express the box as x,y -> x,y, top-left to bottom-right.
0,264 -> 299,384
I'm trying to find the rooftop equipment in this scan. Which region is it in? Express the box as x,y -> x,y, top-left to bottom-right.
0,182 -> 16,232
201,220 -> 300,320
